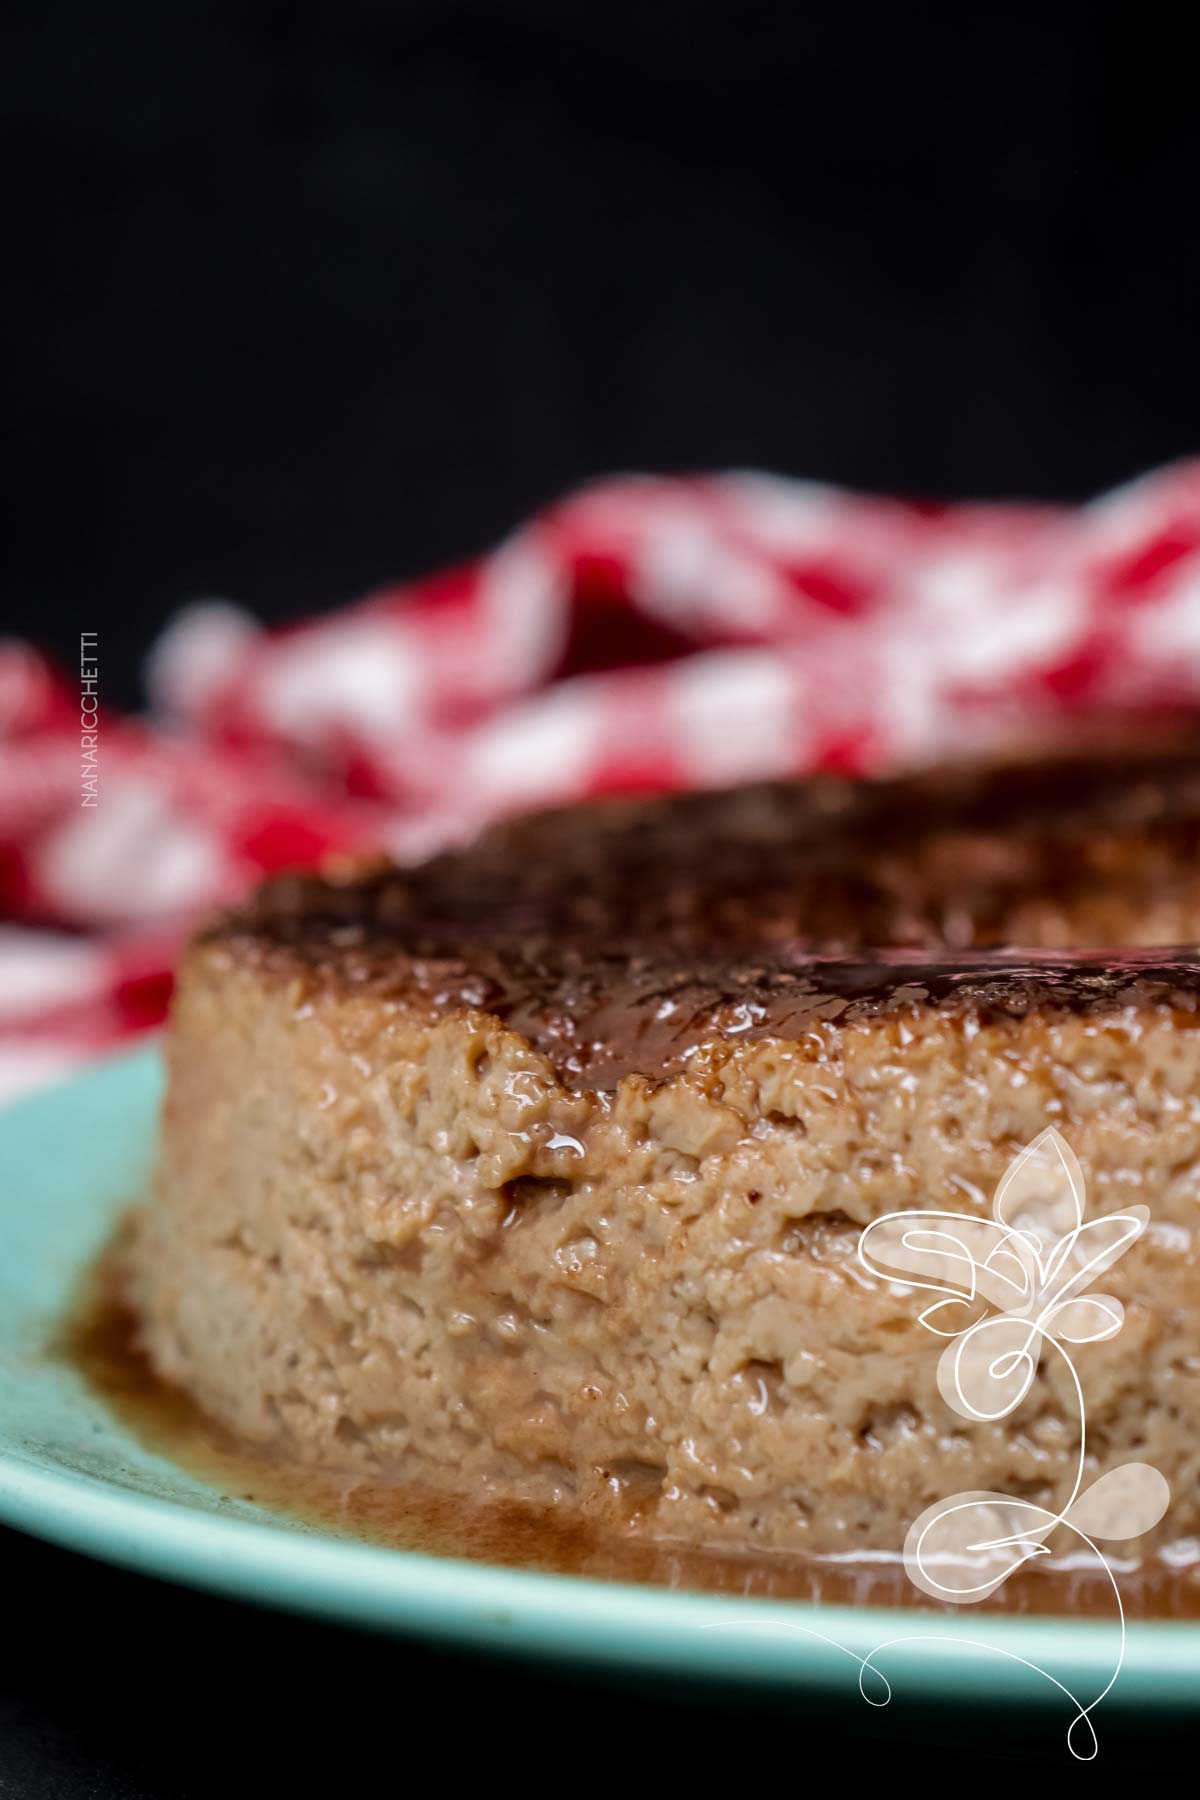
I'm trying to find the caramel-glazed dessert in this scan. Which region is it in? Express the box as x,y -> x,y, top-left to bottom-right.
127,750 -> 1200,1567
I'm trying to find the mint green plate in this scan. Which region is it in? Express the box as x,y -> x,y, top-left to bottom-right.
1,1047 -> 1196,1743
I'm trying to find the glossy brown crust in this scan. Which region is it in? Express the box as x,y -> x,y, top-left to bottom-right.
201,748 -> 1200,1090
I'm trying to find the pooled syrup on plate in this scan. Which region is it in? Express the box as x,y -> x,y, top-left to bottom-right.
64,1266 -> 1200,1619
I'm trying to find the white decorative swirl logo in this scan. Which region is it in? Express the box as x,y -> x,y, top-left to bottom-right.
707,1128 -> 1167,1761
857,1126 -> 1168,1754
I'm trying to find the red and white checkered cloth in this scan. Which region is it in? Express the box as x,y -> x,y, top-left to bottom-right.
4,461 -> 1200,1101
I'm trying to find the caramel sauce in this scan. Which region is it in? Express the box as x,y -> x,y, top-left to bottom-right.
211,748 -> 1200,1090
64,1271 -> 1200,1620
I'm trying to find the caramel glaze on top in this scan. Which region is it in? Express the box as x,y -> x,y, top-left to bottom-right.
201,747 -> 1200,1091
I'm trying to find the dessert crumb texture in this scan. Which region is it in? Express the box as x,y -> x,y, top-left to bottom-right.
127,751 -> 1200,1558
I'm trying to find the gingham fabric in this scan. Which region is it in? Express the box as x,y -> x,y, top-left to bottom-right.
3,460 -> 1200,1101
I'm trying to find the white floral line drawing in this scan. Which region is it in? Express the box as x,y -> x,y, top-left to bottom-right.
706,1129 -> 1167,1761
856,1126 -> 1169,1758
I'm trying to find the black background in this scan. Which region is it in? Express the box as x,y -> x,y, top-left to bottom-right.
4,6 -> 1200,1789
5,1 -> 1199,706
